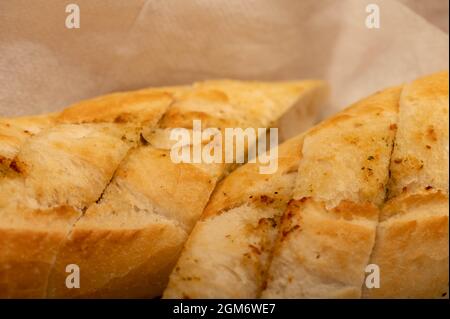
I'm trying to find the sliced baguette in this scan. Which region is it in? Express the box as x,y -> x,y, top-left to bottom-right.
47,80 -> 327,298
0,91 -> 172,298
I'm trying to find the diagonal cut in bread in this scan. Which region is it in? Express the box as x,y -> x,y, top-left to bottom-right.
363,71 -> 449,298
162,135 -> 304,298
0,90 -> 173,298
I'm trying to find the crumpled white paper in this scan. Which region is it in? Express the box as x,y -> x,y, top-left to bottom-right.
0,0 -> 448,123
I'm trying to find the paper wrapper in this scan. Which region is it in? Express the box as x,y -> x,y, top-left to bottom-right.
0,0 -> 448,136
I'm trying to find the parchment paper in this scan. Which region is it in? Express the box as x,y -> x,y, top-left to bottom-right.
0,0 -> 448,123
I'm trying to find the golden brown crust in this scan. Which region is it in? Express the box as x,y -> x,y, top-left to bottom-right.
47,217 -> 188,298
158,80 -> 327,130
57,90 -> 173,125
46,145 -> 218,298
0,125 -> 132,298
364,192 -> 448,298
0,202 -> 81,298
2,73 -> 447,299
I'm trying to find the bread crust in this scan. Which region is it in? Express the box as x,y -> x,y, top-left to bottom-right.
363,192 -> 448,298
0,205 -> 79,298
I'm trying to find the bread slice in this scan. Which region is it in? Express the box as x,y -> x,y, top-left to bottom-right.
0,114 -> 57,175
47,80 -> 327,298
0,91 -> 172,298
162,135 -> 304,298
57,90 -> 175,126
386,71 -> 449,198
0,124 -> 132,298
261,86 -> 400,298
363,71 -> 449,298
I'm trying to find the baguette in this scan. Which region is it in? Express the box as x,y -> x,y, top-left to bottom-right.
0,79 -> 327,298
45,80 -> 326,298
163,71 -> 448,299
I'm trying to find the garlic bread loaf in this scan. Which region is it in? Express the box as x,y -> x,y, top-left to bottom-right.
0,79 -> 328,298
163,71 -> 448,299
